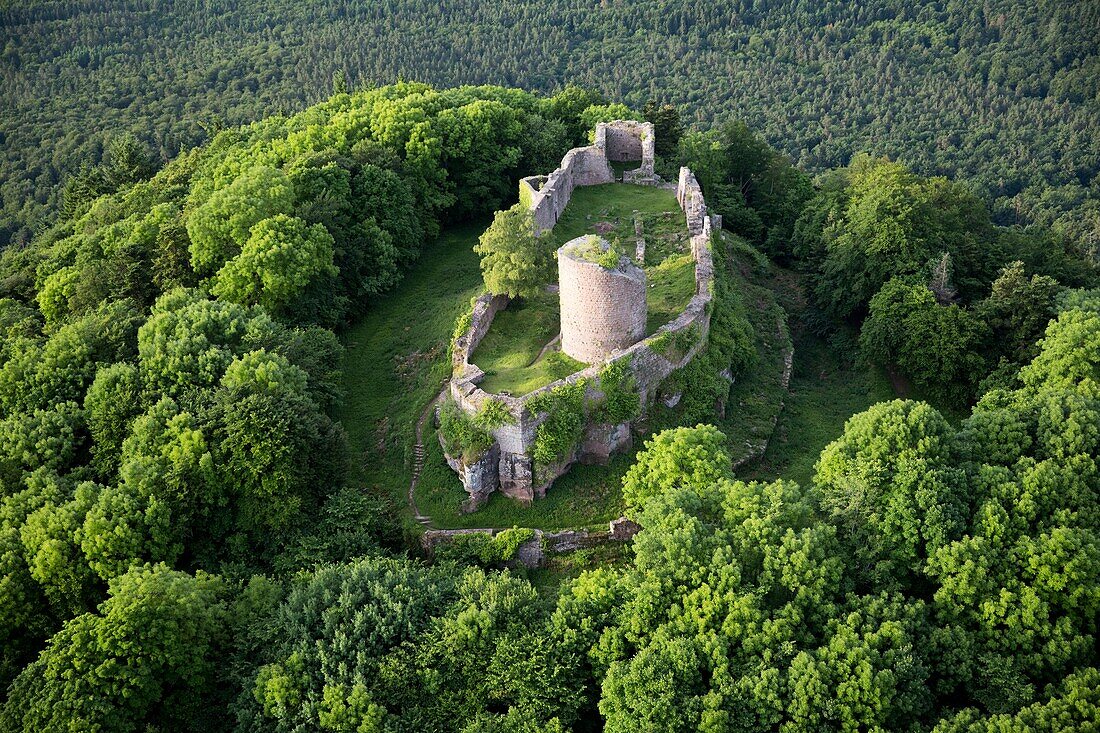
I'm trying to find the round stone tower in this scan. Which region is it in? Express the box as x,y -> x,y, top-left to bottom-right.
557,236 -> 646,363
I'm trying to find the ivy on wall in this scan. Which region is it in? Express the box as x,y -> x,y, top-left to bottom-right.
526,380 -> 588,470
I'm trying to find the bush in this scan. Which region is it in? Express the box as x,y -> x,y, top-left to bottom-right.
594,361 -> 640,425
438,400 -> 494,462
433,526 -> 537,565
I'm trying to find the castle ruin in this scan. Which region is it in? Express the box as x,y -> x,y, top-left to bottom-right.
445,121 -> 720,510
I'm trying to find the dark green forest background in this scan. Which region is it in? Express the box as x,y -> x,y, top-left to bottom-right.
2,0 -> 1099,247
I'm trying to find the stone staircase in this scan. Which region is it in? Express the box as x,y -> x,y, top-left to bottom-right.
408,385 -> 448,527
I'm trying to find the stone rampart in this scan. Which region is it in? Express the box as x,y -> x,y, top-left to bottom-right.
523,120 -> 661,235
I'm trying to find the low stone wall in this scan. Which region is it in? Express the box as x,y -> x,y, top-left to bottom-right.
451,293 -> 509,377
421,517 -> 642,569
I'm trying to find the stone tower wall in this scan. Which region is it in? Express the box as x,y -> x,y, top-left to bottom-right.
558,240 -> 647,363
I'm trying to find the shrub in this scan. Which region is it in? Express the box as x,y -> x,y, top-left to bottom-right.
448,296 -> 477,359
433,526 -> 536,565
594,361 -> 640,425
438,400 -> 494,462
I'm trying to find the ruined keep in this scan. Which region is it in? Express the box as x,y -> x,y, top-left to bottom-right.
558,236 -> 647,363
445,121 -> 720,510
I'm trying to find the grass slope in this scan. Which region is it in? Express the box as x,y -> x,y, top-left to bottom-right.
736,267 -> 896,489
337,224 -> 484,530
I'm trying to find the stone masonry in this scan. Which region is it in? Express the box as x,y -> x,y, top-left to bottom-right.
597,120 -> 656,182
445,120 -> 719,509
558,237 -> 647,363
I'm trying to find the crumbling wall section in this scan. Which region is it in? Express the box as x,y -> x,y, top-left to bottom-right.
421,515 -> 642,568
451,293 -> 510,377
597,120 -> 655,181
524,145 -> 613,235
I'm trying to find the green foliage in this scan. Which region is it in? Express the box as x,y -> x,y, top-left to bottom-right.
595,240 -> 622,270
815,399 -> 968,587
593,361 -> 640,426
580,103 -> 633,134
0,51 -> 1097,729
642,101 -> 683,160
434,527 -> 537,566
665,242 -> 757,425
187,166 -> 296,276
807,155 -> 995,321
860,276 -> 989,405
451,297 -> 477,353
680,120 -> 812,252
976,261 -> 1063,365
212,213 -> 337,314
240,557 -> 580,730
475,204 -> 546,299
1,564 -> 231,733
477,398 -> 515,431
620,425 -> 732,512
438,399 -> 500,462
526,380 -> 588,470
83,362 -> 143,479
930,668 -> 1100,732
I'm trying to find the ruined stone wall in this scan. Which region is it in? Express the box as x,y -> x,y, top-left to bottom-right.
421,516 -> 642,569
678,167 -> 709,235
523,145 -> 613,235
446,211 -> 717,508
522,120 -> 660,235
558,238 -> 647,363
451,293 -> 509,378
597,120 -> 655,180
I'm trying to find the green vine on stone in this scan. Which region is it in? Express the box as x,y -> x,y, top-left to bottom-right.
594,360 -> 640,424
526,379 -> 588,468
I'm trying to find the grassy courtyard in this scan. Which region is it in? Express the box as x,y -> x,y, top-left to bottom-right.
468,289 -> 586,396
470,183 -> 695,396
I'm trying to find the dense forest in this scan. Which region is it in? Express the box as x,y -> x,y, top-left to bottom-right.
0,74 -> 1097,729
2,0 -> 1099,251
